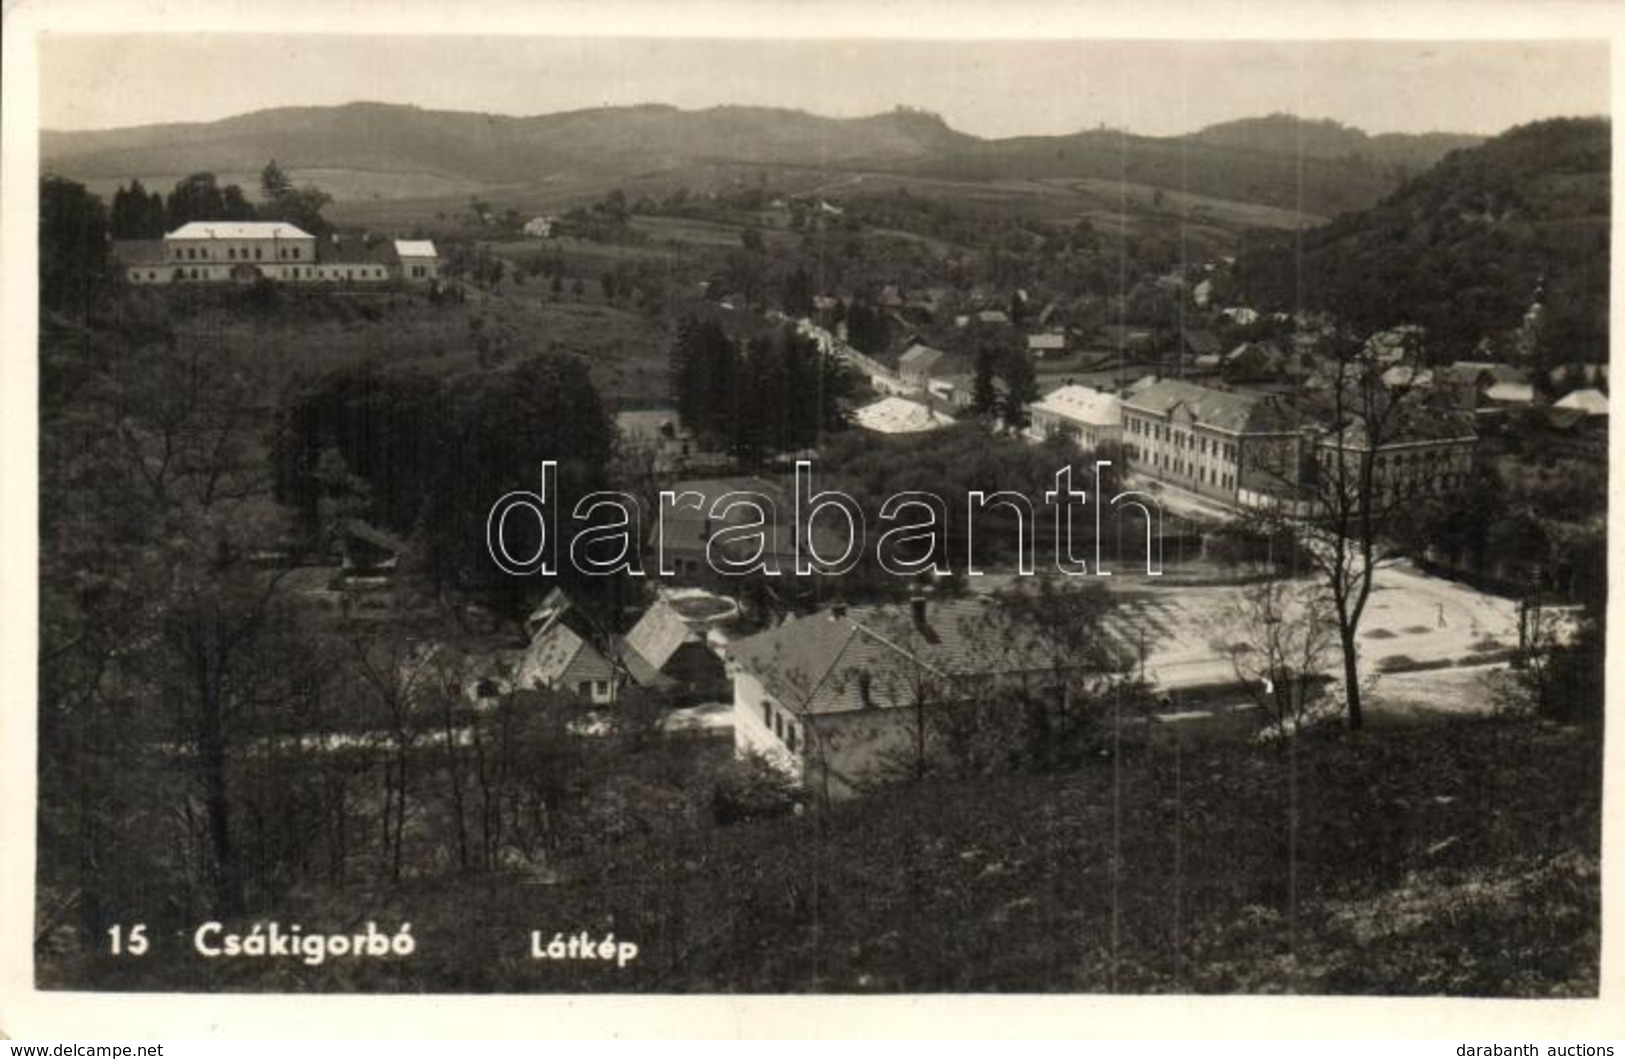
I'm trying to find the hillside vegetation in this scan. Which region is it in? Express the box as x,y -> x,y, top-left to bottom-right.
48,716 -> 1600,995
1237,117 -> 1610,363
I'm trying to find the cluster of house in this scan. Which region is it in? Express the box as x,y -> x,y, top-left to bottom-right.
112,221 -> 440,286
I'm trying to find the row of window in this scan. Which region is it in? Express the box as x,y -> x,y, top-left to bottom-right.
761,700 -> 800,752
1128,417 -> 1240,462
141,266 -> 393,282
172,244 -> 306,262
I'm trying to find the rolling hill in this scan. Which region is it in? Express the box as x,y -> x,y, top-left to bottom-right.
1236,117 -> 1610,363
44,102 -> 1484,223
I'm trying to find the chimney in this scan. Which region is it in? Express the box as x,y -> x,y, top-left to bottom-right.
909,588 -> 928,628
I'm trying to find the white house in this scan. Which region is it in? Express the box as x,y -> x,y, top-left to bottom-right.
727,596 -> 1062,800
116,222 -> 441,286
1027,384 -> 1122,452
393,240 -> 440,283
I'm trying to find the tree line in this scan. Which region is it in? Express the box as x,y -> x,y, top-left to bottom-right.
107,161 -> 333,239
669,317 -> 855,463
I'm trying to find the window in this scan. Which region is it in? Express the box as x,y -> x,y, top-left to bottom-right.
763,702 -> 774,727
786,725 -> 798,751
292,248 -> 301,259
254,247 -> 263,260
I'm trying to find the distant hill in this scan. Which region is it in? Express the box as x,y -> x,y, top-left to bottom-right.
1236,117 -> 1610,363
902,115 -> 1483,219
41,101 -> 975,191
1189,113 -> 1482,171
43,102 -> 1492,222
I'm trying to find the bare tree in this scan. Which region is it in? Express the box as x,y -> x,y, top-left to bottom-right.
1245,330 -> 1452,729
1209,577 -> 1339,737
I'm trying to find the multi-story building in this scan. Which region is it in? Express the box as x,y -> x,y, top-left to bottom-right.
1120,379 -> 1303,506
1312,410 -> 1478,509
115,221 -> 439,286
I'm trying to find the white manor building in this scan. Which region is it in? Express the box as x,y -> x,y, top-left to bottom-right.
114,222 -> 439,286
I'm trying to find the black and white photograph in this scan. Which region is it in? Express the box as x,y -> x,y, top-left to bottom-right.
6,0 -> 1619,1034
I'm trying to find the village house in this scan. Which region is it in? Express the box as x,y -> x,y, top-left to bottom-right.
516,589 -> 630,705
727,594 -> 1066,800
1121,379 -> 1304,506
897,342 -> 950,389
1027,384 -> 1122,452
622,589 -> 735,702
522,216 -> 557,238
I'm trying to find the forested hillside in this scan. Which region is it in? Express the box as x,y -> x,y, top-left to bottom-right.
1236,118 -> 1609,364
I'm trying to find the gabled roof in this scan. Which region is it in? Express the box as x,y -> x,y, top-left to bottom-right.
393,239 -> 438,259
1553,388 -> 1610,416
625,598 -> 704,673
1027,332 -> 1067,351
728,597 -> 1058,717
168,221 -> 313,240
519,621 -> 616,690
898,343 -> 948,371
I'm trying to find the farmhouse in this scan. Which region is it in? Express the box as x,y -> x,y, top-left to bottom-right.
727,594 -> 1064,799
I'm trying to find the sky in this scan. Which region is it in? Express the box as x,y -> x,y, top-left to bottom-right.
38,34 -> 1610,140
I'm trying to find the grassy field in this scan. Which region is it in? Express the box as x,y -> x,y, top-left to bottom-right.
157,282 -> 676,403
48,713 -> 1599,995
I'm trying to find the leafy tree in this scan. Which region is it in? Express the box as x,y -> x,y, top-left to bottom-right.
39,176 -> 109,314
110,179 -> 167,239
970,346 -> 999,417
260,160 -> 293,202
998,349 -> 1040,433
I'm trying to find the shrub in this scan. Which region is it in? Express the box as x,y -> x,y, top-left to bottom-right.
711,753 -> 803,825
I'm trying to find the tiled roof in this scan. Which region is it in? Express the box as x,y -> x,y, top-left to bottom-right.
625,599 -> 702,672
729,597 -> 1061,717
393,239 -> 438,259
168,221 -> 313,240
1121,379 -> 1282,434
